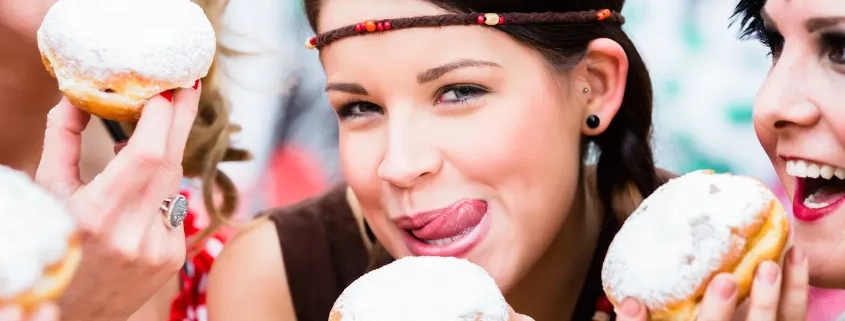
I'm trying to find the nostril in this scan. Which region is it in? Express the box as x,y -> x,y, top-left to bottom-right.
774,120 -> 788,129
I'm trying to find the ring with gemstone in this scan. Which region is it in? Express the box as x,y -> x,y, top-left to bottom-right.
160,194 -> 188,229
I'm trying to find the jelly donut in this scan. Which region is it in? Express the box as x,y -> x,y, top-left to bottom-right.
329,256 -> 512,321
36,0 -> 216,121
0,166 -> 81,310
601,170 -> 790,320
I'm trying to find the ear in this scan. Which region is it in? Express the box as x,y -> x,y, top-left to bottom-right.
578,38 -> 628,136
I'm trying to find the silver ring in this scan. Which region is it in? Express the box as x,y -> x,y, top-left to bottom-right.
161,195 -> 188,229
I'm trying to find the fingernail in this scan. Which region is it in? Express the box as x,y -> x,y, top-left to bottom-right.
619,297 -> 641,316
757,261 -> 779,285
709,276 -> 737,300
790,247 -> 805,265
114,140 -> 128,155
160,90 -> 173,102
192,79 -> 200,90
0,306 -> 23,321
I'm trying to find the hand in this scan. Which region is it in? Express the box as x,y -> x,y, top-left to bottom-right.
0,304 -> 60,321
616,247 -> 809,321
34,87 -> 200,320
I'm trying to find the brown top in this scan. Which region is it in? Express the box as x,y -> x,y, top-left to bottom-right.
266,183 -> 619,321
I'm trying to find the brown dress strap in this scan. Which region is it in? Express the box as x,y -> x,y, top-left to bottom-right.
266,184 -> 370,321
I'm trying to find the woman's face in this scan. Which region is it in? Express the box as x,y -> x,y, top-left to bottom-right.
317,0 -> 589,291
754,0 -> 845,288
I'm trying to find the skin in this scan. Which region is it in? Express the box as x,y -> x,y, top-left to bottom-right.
209,0 -> 630,319
753,0 -> 845,289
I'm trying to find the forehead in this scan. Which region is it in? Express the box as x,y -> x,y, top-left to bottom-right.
317,0 -> 448,33
316,0 -> 547,84
765,0 -> 845,21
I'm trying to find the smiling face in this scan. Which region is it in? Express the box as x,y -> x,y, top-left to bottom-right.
315,0 -> 593,292
752,0 -> 845,287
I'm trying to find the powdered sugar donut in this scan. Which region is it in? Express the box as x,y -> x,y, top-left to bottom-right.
0,166 -> 80,310
329,256 -> 511,321
37,0 -> 216,121
601,170 -> 790,320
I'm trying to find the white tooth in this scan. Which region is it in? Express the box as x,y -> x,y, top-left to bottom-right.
821,165 -> 835,179
795,160 -> 808,178
836,168 -> 845,180
807,163 -> 821,178
786,161 -> 796,176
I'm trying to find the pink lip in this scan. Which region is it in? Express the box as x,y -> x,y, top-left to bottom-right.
395,199 -> 490,257
792,178 -> 845,222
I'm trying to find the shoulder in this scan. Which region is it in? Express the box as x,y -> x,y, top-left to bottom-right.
207,218 -> 297,320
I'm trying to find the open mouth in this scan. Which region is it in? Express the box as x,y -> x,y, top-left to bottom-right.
787,159 -> 845,220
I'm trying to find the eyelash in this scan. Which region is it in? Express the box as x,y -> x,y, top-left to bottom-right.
335,84 -> 490,120
752,27 -> 845,65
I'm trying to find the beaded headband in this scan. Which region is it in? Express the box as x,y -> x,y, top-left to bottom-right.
305,9 -> 624,49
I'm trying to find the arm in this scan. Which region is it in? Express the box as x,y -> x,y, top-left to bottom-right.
207,219 -> 297,321
126,275 -> 178,321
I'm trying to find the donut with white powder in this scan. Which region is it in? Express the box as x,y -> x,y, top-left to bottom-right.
0,166 -> 80,310
37,0 -> 216,121
601,170 -> 790,320
329,256 -> 511,321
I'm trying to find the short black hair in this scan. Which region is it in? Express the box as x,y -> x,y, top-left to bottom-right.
731,0 -> 766,40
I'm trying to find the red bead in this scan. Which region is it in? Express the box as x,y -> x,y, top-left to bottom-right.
365,20 -> 377,32
477,15 -> 485,24
498,16 -> 504,24
309,37 -> 317,45
384,21 -> 392,30
377,22 -> 384,31
595,296 -> 613,313
355,23 -> 362,32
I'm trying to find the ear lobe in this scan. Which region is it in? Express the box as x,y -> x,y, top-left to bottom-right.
580,38 -> 628,136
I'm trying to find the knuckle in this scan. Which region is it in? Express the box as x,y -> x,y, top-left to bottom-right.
132,149 -> 166,170
108,241 -> 142,265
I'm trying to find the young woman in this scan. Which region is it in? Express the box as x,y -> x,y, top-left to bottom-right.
0,0 -> 247,320
209,0 -> 803,320
730,0 -> 845,319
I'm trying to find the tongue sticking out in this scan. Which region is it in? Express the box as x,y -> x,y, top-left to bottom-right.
804,179 -> 845,208
411,200 -> 487,241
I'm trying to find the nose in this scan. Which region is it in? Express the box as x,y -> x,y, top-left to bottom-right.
754,51 -> 821,132
377,116 -> 442,188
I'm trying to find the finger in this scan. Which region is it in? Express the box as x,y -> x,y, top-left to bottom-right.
698,274 -> 739,321
28,304 -> 59,321
778,247 -> 809,320
0,306 -> 23,321
80,93 -> 175,211
613,298 -> 648,321
506,305 -> 535,321
745,261 -> 782,321
165,84 -> 201,166
35,98 -> 90,198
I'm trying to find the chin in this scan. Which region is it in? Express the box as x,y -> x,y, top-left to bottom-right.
792,205 -> 845,288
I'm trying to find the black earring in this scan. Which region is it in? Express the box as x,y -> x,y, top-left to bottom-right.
586,115 -> 600,129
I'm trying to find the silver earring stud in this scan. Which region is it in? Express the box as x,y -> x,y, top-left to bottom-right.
583,87 -> 590,93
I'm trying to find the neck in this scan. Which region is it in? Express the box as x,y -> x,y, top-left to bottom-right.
505,179 -> 605,320
0,43 -> 61,177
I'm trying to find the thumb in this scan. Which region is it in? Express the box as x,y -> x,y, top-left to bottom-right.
614,298 -> 649,321
507,305 -> 535,321
0,306 -> 23,321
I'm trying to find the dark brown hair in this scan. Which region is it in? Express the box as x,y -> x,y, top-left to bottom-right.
305,0 -> 662,264
123,0 -> 250,244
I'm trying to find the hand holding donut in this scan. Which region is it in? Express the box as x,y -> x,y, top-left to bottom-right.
603,171 -> 809,320
32,0 -> 214,317
615,249 -> 809,320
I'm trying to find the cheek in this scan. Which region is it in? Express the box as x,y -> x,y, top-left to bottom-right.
339,129 -> 385,207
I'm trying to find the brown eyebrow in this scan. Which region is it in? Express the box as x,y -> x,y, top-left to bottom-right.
325,82 -> 368,95
416,59 -> 500,84
806,16 -> 845,33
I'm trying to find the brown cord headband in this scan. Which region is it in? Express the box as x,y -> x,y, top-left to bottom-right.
305,9 -> 624,49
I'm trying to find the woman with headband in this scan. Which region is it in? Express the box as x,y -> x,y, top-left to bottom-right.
209,0 -> 805,320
